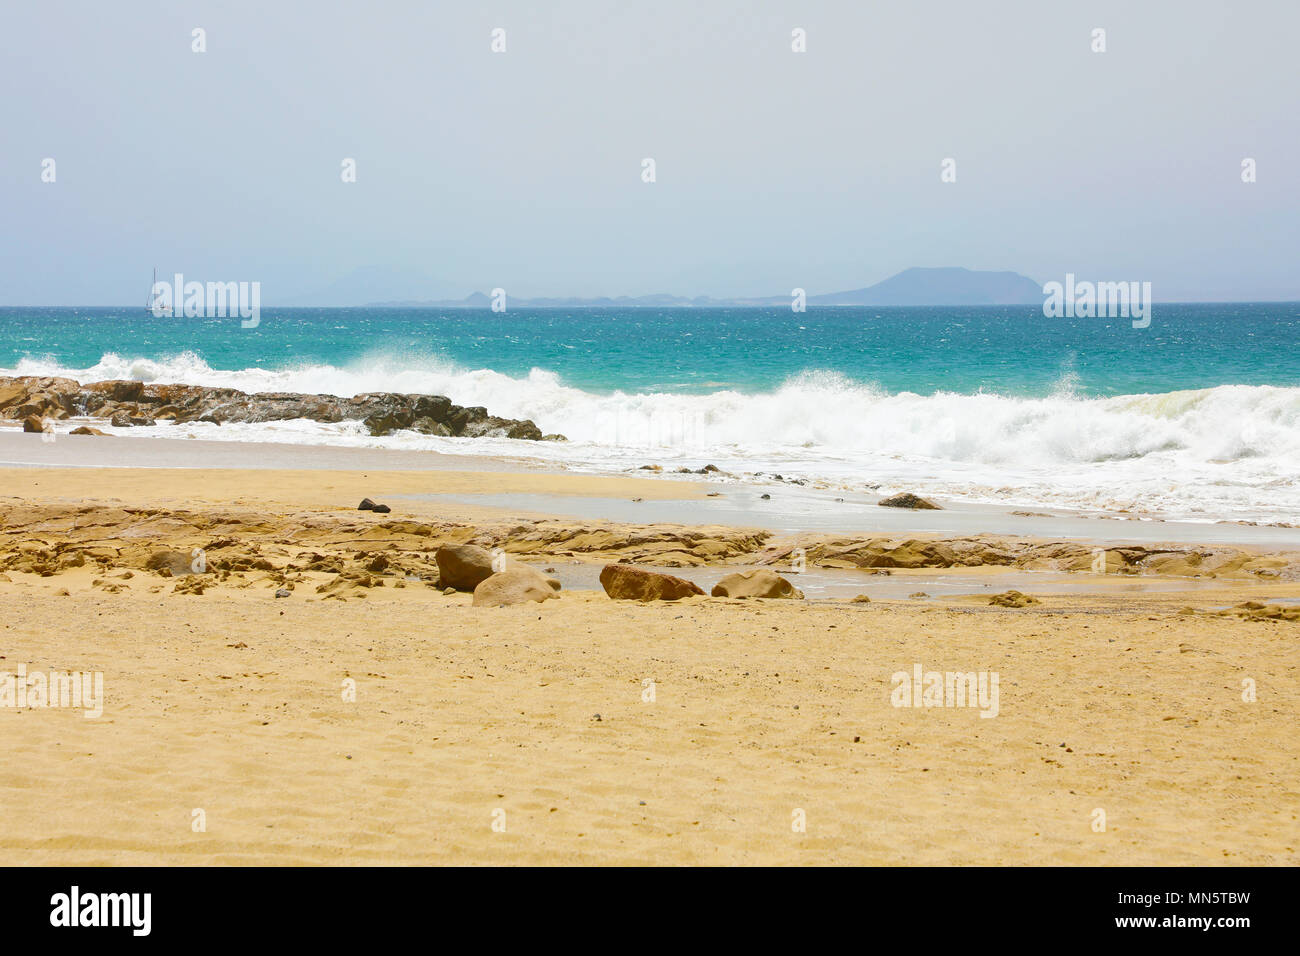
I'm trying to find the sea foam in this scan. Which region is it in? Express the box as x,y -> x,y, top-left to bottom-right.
6,352 -> 1300,524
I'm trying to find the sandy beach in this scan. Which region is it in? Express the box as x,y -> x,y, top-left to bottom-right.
2,443 -> 1297,866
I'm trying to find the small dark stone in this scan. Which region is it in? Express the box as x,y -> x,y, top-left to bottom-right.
358,498 -> 376,511
371,504 -> 391,514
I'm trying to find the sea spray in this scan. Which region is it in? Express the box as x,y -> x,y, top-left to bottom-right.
4,354 -> 1299,524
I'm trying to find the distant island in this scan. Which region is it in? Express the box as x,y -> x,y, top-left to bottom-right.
362,268 -> 1044,309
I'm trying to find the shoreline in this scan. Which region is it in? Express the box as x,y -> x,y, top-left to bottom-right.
4,430 -> 1300,549
4,463 -> 1300,595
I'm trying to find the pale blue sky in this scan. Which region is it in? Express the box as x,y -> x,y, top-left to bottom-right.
2,0 -> 1296,304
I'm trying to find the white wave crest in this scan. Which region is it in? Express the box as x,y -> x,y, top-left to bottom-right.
7,353 -> 1300,523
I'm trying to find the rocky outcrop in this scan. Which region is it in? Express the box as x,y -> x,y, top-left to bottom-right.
0,375 -> 551,440
2,500 -> 1297,605
710,569 -> 803,599
599,564 -> 705,601
1217,601 -> 1300,622
144,549 -> 206,577
758,536 -> 1298,580
472,567 -> 562,607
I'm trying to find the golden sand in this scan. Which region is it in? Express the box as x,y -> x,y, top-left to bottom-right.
1,467 -> 1297,865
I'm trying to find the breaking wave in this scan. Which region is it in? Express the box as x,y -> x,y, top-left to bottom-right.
7,352 -> 1300,523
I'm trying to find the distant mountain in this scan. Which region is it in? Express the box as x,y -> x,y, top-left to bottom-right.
365,267 -> 1043,308
808,267 -> 1043,306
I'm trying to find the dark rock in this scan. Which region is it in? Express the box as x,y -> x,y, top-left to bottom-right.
0,375 -> 549,441
878,492 -> 942,510
358,498 -> 377,511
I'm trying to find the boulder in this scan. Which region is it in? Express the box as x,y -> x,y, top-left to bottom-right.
69,426 -> 110,436
413,419 -> 452,436
878,492 -> 942,510
357,498 -> 377,511
472,567 -> 561,607
988,590 -> 1040,608
710,568 -> 804,599
0,383 -> 30,410
21,415 -> 45,433
599,564 -> 704,601
436,544 -> 497,591
87,380 -> 145,403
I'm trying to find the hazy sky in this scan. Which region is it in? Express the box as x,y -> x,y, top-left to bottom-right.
2,0 -> 1297,304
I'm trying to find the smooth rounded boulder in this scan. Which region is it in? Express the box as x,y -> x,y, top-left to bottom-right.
599,564 -> 704,601
710,568 -> 804,599
436,544 -> 497,591
472,567 -> 561,607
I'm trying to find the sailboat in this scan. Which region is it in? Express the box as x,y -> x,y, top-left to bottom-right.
146,267 -> 172,315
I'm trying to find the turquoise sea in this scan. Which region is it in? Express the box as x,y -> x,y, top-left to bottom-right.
2,303 -> 1299,523
2,303 -> 1297,395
